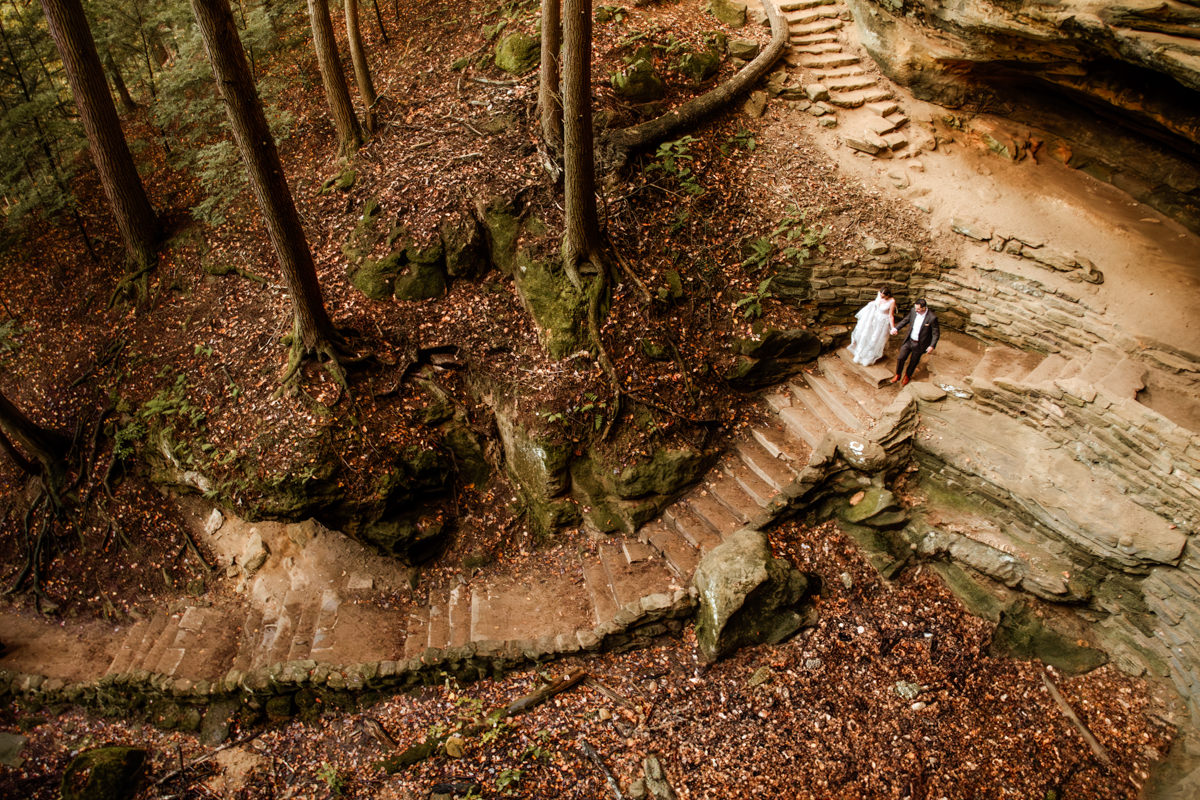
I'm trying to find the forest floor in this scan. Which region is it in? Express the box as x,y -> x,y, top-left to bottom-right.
0,0 -> 1194,796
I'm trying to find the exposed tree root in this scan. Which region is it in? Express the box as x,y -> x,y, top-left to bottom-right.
275,326 -> 373,400
108,261 -> 156,309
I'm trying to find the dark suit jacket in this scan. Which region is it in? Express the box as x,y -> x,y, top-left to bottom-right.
895,307 -> 940,350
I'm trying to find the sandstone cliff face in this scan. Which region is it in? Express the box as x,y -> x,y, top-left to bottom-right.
845,0 -> 1200,228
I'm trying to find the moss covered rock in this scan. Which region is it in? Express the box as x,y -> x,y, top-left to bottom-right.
441,216 -> 488,278
394,262 -> 447,300
61,747 -> 147,800
495,33 -> 540,75
708,0 -> 746,27
478,196 -> 523,275
512,254 -> 588,358
612,448 -> 704,498
725,328 -> 822,390
350,253 -> 402,300
612,58 -> 666,102
694,528 -> 811,662
675,48 -> 721,83
990,600 -> 1109,676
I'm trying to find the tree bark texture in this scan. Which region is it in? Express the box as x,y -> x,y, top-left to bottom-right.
343,0 -> 378,132
562,0 -> 599,273
307,0 -> 363,156
0,388 -> 67,475
606,0 -> 787,162
538,0 -> 563,157
190,0 -> 336,350
38,0 -> 157,267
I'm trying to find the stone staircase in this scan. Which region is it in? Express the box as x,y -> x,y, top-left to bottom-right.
777,0 -> 910,155
82,346 -> 918,694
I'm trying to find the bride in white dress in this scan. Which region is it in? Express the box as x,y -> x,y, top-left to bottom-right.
848,287 -> 897,366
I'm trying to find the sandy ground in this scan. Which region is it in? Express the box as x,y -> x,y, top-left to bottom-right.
806,89 -> 1200,356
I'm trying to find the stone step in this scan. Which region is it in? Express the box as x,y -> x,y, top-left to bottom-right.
285,600 -> 320,663
1021,353 -> 1070,387
643,521 -> 701,578
599,541 -> 675,609
750,424 -> 810,465
814,65 -> 868,79
806,373 -> 872,429
789,381 -> 852,433
171,606 -> 238,681
1078,345 -> 1124,387
836,346 -> 896,388
229,606 -> 263,674
663,502 -> 724,550
734,436 -> 800,491
866,100 -> 901,116
775,400 -> 830,449
828,87 -> 892,108
970,345 -> 1043,385
721,457 -> 777,509
825,74 -> 877,92
403,607 -> 430,658
791,32 -> 840,45
779,0 -> 837,11
266,596 -> 301,668
155,606 -> 212,678
866,115 -> 901,137
426,600 -> 449,650
819,355 -> 888,417
705,475 -> 760,527
881,131 -> 908,150
685,491 -> 744,538
581,554 -> 620,626
787,7 -> 842,25
1100,356 -> 1146,399
447,586 -> 472,648
105,616 -> 159,676
791,42 -> 842,54
140,613 -> 183,675
798,52 -> 859,69
789,19 -> 843,37
308,589 -> 342,658
623,538 -> 657,565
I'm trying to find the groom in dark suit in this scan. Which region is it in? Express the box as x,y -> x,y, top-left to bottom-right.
890,298 -> 939,385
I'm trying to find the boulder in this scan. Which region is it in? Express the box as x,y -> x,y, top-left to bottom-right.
612,58 -> 666,102
60,747 -> 147,800
612,448 -> 704,499
742,90 -> 768,118
693,528 -> 811,662
494,33 -> 540,75
839,486 -> 899,524
725,328 -> 822,390
511,253 -> 589,358
727,38 -> 760,60
709,0 -> 747,27
675,48 -> 721,83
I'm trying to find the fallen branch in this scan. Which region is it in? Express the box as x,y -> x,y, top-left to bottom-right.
605,0 -> 788,165
581,740 -> 624,800
466,76 -> 518,87
506,668 -> 587,716
1042,671 -> 1112,766
153,730 -> 266,787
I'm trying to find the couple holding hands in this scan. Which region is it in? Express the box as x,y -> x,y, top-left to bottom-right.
848,287 -> 939,386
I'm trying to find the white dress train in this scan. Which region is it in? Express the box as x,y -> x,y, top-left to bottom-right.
848,294 -> 895,366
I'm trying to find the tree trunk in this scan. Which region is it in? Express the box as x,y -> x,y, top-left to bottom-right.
561,0 -> 599,277
369,0 -> 388,43
343,0 -> 378,133
0,388 -> 68,477
538,0 -> 563,159
606,0 -> 788,164
190,0 -> 337,356
307,0 -> 362,156
38,0 -> 158,268
104,50 -> 138,113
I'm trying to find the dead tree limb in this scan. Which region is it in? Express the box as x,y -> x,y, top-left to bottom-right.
1042,670 -> 1112,767
605,0 -> 787,165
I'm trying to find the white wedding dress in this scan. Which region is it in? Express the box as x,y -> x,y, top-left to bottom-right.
848,293 -> 895,366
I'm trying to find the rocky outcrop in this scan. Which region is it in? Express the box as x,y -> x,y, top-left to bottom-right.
693,528 -> 811,661
845,0 -> 1200,231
